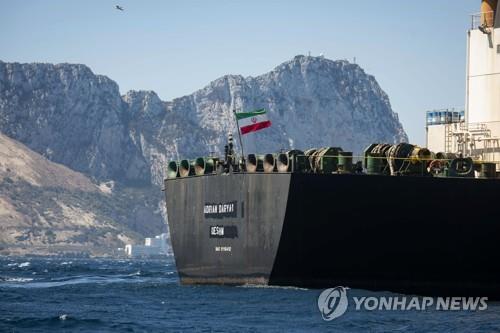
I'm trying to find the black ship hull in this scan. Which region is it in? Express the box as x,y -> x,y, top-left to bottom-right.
165,173 -> 500,298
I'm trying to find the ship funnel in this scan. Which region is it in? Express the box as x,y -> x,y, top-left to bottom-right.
246,154 -> 264,172
194,157 -> 215,175
263,154 -> 276,172
481,0 -> 497,27
167,161 -> 179,179
179,159 -> 195,177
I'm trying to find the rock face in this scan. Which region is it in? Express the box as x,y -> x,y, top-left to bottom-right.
0,56 -> 407,187
125,55 -> 408,186
0,61 -> 150,184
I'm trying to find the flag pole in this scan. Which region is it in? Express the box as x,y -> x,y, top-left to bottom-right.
233,108 -> 245,164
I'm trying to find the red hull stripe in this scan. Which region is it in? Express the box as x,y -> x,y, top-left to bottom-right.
240,121 -> 272,135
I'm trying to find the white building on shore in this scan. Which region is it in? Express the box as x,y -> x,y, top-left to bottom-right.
124,233 -> 169,258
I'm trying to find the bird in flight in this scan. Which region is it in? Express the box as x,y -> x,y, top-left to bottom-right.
115,5 -> 124,11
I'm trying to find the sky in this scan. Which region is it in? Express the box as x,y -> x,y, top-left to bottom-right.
0,1 -> 479,145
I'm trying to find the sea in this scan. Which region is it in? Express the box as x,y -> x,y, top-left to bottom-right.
1,257 -> 499,332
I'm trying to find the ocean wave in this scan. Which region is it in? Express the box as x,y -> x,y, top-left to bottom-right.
0,273 -> 174,289
18,262 -> 30,268
238,284 -> 309,291
0,315 -> 104,329
0,277 -> 34,283
33,275 -> 128,288
127,270 -> 141,276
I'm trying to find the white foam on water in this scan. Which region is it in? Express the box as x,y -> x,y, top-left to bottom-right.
238,284 -> 309,291
18,262 -> 30,268
3,277 -> 34,282
59,314 -> 68,321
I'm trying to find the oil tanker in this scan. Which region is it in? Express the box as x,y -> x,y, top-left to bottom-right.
165,1 -> 500,298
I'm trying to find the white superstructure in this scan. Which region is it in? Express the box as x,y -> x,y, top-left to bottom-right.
427,0 -> 500,164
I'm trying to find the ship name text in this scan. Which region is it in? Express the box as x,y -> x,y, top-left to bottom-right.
204,201 -> 238,219
209,225 -> 238,238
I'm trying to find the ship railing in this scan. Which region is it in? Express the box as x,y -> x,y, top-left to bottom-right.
166,155 -> 500,179
286,154 -> 499,178
471,11 -> 495,30
463,122 -> 489,133
289,154 -> 442,174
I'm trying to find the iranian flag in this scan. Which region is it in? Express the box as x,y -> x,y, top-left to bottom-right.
236,109 -> 272,135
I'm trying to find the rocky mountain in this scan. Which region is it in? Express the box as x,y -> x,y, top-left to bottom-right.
0,56 -> 406,187
126,56 -> 407,185
0,133 -> 164,256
